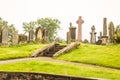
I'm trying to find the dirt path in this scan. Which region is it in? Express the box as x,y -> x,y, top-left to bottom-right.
0,57 -> 119,71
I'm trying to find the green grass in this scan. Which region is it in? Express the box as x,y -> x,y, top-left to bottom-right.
0,43 -> 48,60
0,60 -> 120,80
55,44 -> 120,69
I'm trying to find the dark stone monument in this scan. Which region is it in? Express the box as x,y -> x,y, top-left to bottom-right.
96,32 -> 102,45
69,23 -> 76,42
90,25 -> 97,44
43,29 -> 49,43
76,16 -> 84,42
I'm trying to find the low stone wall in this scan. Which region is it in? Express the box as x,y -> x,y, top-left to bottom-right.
0,71 -> 99,80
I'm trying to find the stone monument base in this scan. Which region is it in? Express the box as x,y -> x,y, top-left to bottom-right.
101,36 -> 108,45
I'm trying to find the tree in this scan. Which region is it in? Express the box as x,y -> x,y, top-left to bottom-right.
22,21 -> 36,34
36,17 -> 60,41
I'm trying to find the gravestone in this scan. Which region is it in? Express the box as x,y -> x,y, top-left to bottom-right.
69,23 -> 76,42
96,32 -> 102,45
76,16 -> 84,42
101,18 -> 108,45
116,25 -> 120,35
12,30 -> 18,45
1,26 -> 8,45
67,32 -> 71,44
108,22 -> 115,43
29,29 -> 34,42
36,27 -> 43,42
43,29 -> 49,43
90,25 -> 97,44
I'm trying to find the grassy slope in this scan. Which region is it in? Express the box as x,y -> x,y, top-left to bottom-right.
0,43 -> 47,60
0,60 -> 120,80
56,44 -> 120,69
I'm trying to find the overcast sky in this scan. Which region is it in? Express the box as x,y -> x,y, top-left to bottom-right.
0,0 -> 120,41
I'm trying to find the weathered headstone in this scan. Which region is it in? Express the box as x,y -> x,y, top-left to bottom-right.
36,27 -> 43,42
43,29 -> 49,43
116,25 -> 120,35
69,23 -> 76,42
76,16 -> 84,42
12,30 -> 18,45
101,18 -> 108,45
108,22 -> 115,43
90,25 -> 97,44
29,29 -> 34,42
67,32 -> 71,44
1,26 -> 8,45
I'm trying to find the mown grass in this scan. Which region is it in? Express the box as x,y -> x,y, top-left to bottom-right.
0,43 -> 48,60
0,60 -> 120,80
55,44 -> 120,69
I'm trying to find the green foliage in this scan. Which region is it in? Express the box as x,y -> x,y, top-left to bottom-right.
56,44 -> 120,69
0,44 -> 48,60
116,34 -> 120,43
22,21 -> 36,34
36,18 -> 60,41
0,60 -> 120,80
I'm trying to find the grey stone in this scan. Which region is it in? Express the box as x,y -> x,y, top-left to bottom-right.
12,30 -> 18,45
1,26 -> 8,45
108,22 -> 115,43
90,25 -> 97,44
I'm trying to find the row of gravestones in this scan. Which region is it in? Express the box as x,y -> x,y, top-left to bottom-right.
90,17 -> 120,45
66,16 -> 120,45
0,26 -> 49,46
67,16 -> 84,44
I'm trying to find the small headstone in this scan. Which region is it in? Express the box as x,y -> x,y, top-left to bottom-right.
36,27 -> 43,42
76,16 -> 84,42
67,32 -> 71,44
108,22 -> 115,43
83,39 -> 89,43
90,25 -> 97,44
69,23 -> 76,42
96,32 -> 102,45
18,34 -> 27,44
1,26 -> 9,45
12,30 -> 18,45
43,29 -> 49,43
29,29 -> 34,42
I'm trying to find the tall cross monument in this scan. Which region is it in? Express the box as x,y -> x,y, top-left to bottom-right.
76,16 -> 84,42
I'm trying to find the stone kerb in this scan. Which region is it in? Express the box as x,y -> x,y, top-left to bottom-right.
53,42 -> 80,57
31,42 -> 56,57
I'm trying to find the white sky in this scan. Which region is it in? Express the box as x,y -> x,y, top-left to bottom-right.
0,0 -> 120,41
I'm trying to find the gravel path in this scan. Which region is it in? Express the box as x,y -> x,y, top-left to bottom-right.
0,57 -> 119,71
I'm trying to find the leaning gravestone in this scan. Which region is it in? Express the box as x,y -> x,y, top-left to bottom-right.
90,25 -> 97,44
108,21 -> 115,43
43,29 -> 49,43
1,26 -> 8,45
12,30 -> 18,45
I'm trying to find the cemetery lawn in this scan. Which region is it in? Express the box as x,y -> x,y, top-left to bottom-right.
0,43 -> 48,60
55,43 -> 120,69
0,60 -> 120,80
